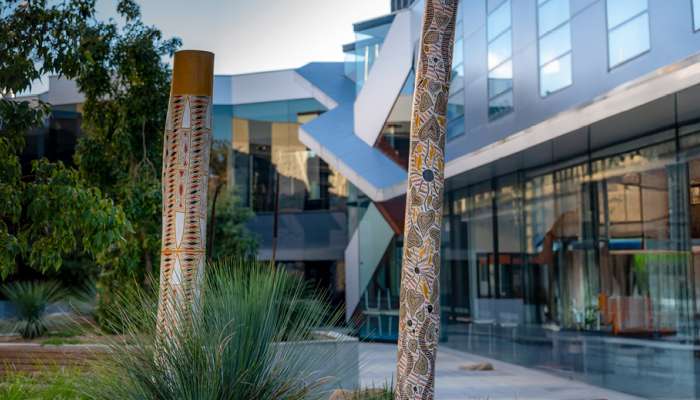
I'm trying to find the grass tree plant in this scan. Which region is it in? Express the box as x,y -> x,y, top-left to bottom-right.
1,281 -> 67,339
86,258 -> 347,400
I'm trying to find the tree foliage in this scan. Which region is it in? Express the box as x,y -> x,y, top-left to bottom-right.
209,192 -> 258,261
1,0 -> 257,328
0,0 -> 130,279
70,1 -> 180,324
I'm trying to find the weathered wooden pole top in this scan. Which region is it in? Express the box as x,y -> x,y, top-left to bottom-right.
171,50 -> 215,96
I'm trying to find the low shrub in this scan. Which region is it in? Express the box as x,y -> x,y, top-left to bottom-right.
86,258 -> 348,400
1,281 -> 67,339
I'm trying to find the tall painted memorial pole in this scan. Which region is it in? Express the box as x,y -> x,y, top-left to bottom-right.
156,50 -> 214,335
395,1 -> 458,398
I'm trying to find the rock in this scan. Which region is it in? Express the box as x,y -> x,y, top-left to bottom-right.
328,388 -> 387,400
459,362 -> 494,371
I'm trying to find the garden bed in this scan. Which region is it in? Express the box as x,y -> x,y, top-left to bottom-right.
0,342 -> 107,374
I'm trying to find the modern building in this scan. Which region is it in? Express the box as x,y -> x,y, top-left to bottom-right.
211,69 -> 349,305
14,77 -> 85,171
27,0 -> 700,397
292,0 -> 700,398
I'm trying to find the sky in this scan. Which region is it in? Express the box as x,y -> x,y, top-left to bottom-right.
27,0 -> 389,94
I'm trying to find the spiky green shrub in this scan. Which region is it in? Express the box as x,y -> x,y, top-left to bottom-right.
1,281 -> 67,339
86,258 -> 347,400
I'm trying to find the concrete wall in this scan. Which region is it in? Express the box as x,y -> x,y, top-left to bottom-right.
447,0 -> 700,162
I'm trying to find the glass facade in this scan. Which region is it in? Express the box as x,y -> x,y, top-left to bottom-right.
487,0 -> 514,119
447,2 -> 465,140
216,99 -> 348,213
606,0 -> 650,68
538,0 -> 572,96
442,90 -> 700,399
376,70 -> 414,168
351,19 -> 392,92
21,105 -> 82,172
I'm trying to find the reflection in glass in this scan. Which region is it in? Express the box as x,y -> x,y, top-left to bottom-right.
487,31 -> 512,70
447,115 -> 465,140
452,37 -> 464,69
447,88 -> 465,141
487,0 -> 511,41
488,60 -> 513,99
443,105 -> 700,398
539,23 -> 571,66
540,53 -> 572,96
592,140 -> 693,337
376,71 -> 414,168
538,0 -> 570,35
695,0 -> 700,31
607,3 -> 649,68
496,176 -> 525,299
488,90 -> 513,119
447,92 -> 465,122
607,0 -> 648,28
446,2 -> 465,141
487,0 -> 513,120
538,0 -> 571,96
230,99 -> 348,213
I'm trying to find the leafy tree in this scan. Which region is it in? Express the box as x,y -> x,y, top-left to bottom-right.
69,1 -> 180,326
207,138 -> 257,261
1,0 -> 257,329
0,0 -> 130,280
209,191 -> 258,261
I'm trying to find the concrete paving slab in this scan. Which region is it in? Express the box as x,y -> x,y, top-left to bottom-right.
359,343 -> 645,400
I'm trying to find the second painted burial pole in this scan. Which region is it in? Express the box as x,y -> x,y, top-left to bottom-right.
395,0 -> 459,399
156,50 -> 215,336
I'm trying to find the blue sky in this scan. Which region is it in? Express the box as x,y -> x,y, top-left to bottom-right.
28,0 -> 388,94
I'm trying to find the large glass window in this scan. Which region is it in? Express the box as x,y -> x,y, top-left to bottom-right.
230,99 -> 348,213
447,2 -> 465,141
606,0 -> 650,68
487,0 -> 513,119
350,18 -> 392,92
442,88 -> 700,399
495,175 -> 525,299
538,0 -> 572,96
693,0 -> 700,31
376,71 -> 414,168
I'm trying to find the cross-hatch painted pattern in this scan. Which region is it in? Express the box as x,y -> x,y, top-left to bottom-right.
396,0 -> 458,398
156,94 -> 211,334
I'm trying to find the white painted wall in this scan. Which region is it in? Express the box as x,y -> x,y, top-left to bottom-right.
344,203 -> 395,321
46,76 -> 84,105
230,69 -> 312,105
353,7 -> 420,146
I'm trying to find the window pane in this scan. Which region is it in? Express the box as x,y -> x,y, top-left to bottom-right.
448,91 -> 465,121
694,0 -> 700,31
489,90 -> 513,119
447,114 -> 465,140
488,30 -> 512,70
607,0 -> 648,28
539,23 -> 571,66
450,66 -> 464,92
453,38 -> 463,68
488,0 -> 511,41
538,0 -> 570,36
488,60 -> 513,98
540,53 -> 572,96
609,13 -> 650,67
488,0 -> 507,14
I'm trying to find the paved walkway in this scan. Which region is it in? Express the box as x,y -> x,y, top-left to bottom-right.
359,343 -> 644,400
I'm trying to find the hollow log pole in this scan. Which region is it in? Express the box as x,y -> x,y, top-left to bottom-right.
395,1 -> 458,398
156,50 -> 215,335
